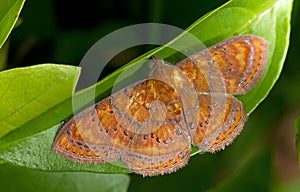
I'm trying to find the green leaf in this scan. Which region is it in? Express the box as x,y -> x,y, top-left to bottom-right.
0,0 -> 25,49
0,64 -> 80,137
0,65 -> 129,174
0,0 -> 293,175
0,164 -> 130,192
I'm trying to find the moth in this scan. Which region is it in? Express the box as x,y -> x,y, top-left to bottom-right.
53,35 -> 268,176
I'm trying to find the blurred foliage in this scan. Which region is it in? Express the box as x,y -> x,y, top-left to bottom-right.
0,164 -> 130,192
0,0 -> 25,49
0,0 -> 299,192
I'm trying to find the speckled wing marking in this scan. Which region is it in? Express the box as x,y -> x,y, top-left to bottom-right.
177,35 -> 268,152
53,35 -> 268,176
53,79 -> 191,176
191,93 -> 247,152
52,99 -> 123,163
177,35 -> 268,94
113,79 -> 191,176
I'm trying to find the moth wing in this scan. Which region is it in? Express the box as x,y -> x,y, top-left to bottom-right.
177,35 -> 268,94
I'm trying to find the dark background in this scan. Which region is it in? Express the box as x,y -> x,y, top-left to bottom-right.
6,0 -> 300,191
